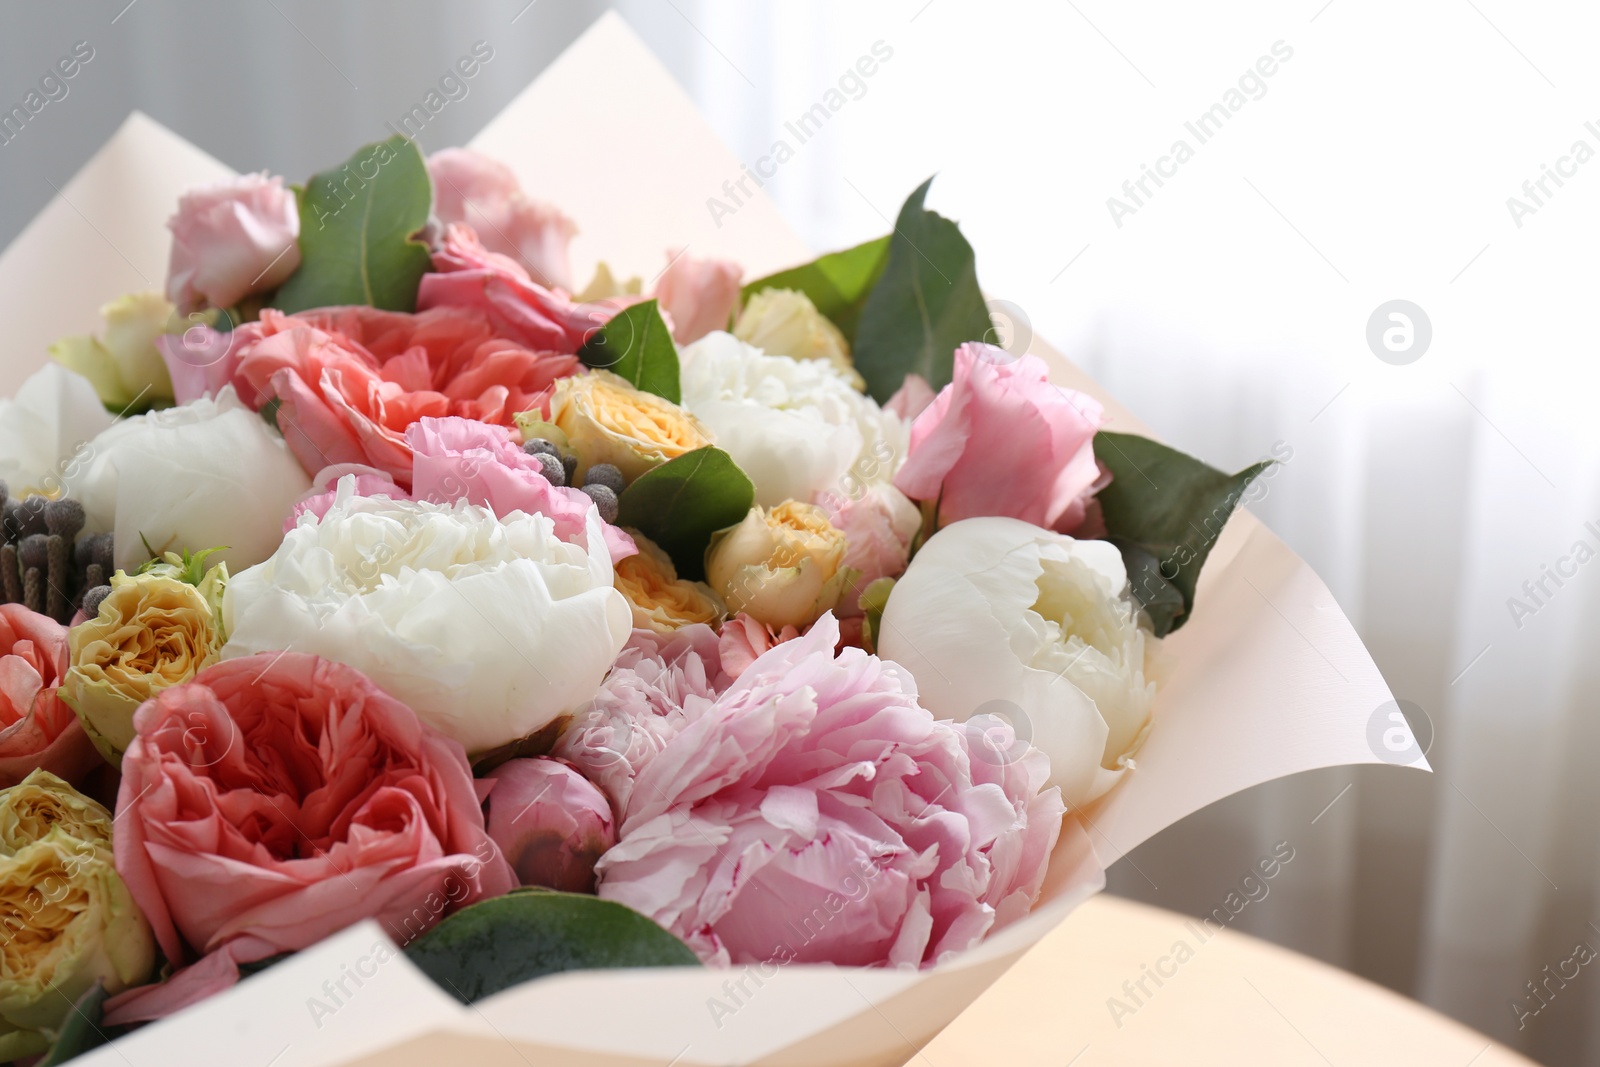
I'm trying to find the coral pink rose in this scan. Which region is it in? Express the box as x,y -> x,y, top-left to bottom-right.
428,148 -> 578,290
106,652 -> 514,1023
595,614 -> 1064,968
894,343 -> 1107,533
418,224 -> 618,353
653,250 -> 743,344
230,305 -> 582,486
166,172 -> 301,313
0,605 -> 98,788
483,757 -> 615,893
286,417 -> 635,564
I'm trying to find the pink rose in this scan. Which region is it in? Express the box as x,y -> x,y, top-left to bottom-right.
155,324 -> 242,405
595,614 -> 1064,968
555,625 -> 733,815
106,652 -> 514,1023
418,225 -> 617,352
885,373 -> 936,422
483,758 -> 616,893
231,305 -> 582,486
0,605 -> 98,788
815,484 -> 922,615
166,172 -> 301,313
894,343 -> 1107,533
427,148 -> 578,290
715,613 -> 800,681
652,250 -> 743,344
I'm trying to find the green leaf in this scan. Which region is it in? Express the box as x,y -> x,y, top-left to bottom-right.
851,177 -> 994,403
40,982 -> 112,1065
1093,430 -> 1272,637
741,235 -> 891,342
405,891 -> 701,1004
576,299 -> 681,403
616,446 -> 754,581
274,135 -> 433,313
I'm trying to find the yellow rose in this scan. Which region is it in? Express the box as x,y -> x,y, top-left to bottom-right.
615,533 -> 725,633
733,288 -> 863,389
49,291 -> 176,410
705,501 -> 855,630
0,771 -> 155,1061
549,370 -> 713,482
61,570 -> 224,766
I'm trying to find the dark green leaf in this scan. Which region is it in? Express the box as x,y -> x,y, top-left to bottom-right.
616,446 -> 754,581
40,982 -> 111,1065
1094,430 -> 1271,636
405,891 -> 701,1004
576,299 -> 681,403
274,135 -> 433,313
741,235 -> 891,342
852,177 -> 993,403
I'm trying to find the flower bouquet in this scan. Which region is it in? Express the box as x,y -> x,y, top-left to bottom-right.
0,16 -> 1413,1067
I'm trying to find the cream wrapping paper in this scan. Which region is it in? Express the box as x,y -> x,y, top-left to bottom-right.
0,13 -> 1423,1067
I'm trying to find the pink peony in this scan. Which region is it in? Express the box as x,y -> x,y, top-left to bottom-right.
483,758 -> 615,893
653,250 -> 743,344
894,343 -> 1107,533
595,614 -> 1064,968
427,148 -> 578,290
418,225 -> 616,352
0,606 -> 98,788
166,172 -> 301,313
815,484 -> 922,616
106,652 -> 514,1023
554,625 -> 733,816
230,305 -> 583,485
285,417 -> 635,564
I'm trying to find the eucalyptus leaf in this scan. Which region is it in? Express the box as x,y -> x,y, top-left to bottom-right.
274,135 -> 433,313
576,299 -> 681,403
616,446 -> 754,581
405,891 -> 701,1004
741,235 -> 891,342
1094,430 -> 1271,636
852,178 -> 993,402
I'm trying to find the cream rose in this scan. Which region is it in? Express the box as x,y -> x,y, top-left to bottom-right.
62,566 -> 226,765
732,288 -> 861,387
878,516 -> 1162,806
704,501 -> 853,631
548,370 -> 713,483
614,532 -> 724,633
49,291 -> 176,410
0,771 -> 155,1061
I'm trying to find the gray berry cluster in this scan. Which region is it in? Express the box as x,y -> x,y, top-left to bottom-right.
0,482 -> 111,623
521,439 -> 625,525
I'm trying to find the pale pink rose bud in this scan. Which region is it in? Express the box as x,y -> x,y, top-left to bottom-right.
484,757 -> 617,894
165,172 -> 301,313
427,148 -> 578,290
652,250 -> 743,344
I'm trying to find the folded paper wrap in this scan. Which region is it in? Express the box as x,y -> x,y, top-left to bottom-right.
0,13 -> 1419,1067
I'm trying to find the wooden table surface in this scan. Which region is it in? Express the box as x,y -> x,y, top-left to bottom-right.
918,894 -> 1535,1067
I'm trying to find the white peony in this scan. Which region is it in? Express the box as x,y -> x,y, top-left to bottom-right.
678,331 -> 906,507
65,387 -> 310,573
0,365 -> 115,497
221,478 -> 631,755
878,516 -> 1161,807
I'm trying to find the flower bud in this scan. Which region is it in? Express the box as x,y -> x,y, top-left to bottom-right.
48,291 -> 176,410
733,288 -> 862,388
483,758 -> 616,894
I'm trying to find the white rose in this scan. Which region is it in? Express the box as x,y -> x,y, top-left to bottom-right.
65,387 -> 310,573
878,516 -> 1161,807
221,478 -> 631,755
678,331 -> 906,507
0,365 -> 114,497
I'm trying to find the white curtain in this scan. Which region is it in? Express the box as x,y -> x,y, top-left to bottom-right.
676,2 -> 1600,1063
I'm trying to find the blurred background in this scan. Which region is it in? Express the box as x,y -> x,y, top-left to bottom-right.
3,2 -> 1595,1062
